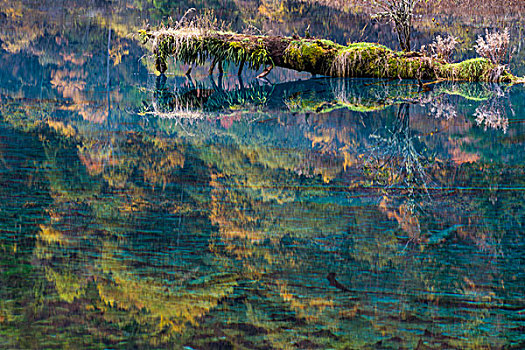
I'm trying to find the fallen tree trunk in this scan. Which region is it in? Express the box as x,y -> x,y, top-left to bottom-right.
139,28 -> 519,83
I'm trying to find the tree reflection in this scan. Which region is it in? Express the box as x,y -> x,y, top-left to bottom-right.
364,103 -> 430,244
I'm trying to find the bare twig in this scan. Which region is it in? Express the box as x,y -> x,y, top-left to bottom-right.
371,0 -> 423,51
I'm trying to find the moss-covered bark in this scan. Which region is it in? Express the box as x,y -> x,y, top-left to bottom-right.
140,28 -> 518,83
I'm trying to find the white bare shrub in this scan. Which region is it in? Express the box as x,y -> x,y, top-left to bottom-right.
475,28 -> 511,66
423,35 -> 459,63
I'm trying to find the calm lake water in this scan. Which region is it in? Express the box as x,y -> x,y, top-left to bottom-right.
1,1 -> 524,349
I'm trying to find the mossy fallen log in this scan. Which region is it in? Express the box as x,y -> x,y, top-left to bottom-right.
140,28 -> 520,83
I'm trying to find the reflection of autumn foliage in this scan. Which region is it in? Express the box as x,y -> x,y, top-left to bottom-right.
95,243 -> 238,338
205,142 -> 347,281
3,105 -> 521,348
447,137 -> 480,165
278,280 -> 336,322
109,40 -> 130,66
37,225 -> 66,245
28,136 -> 237,344
303,114 -> 357,183
0,0 -> 140,58
60,51 -> 90,66
204,145 -> 391,347
45,266 -> 87,303
50,69 -> 87,99
208,170 -> 277,275
0,2 -> 141,126
77,133 -> 187,215
379,196 -> 421,242
139,140 -> 186,186
50,68 -> 111,123
36,230 -> 238,342
77,143 -> 118,176
0,0 -> 45,53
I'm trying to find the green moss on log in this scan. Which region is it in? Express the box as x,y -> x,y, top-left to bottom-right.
283,40 -> 340,73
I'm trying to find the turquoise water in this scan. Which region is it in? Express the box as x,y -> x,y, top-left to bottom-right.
0,2 -> 524,349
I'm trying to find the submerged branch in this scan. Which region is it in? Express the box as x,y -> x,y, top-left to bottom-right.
140,27 -> 520,83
